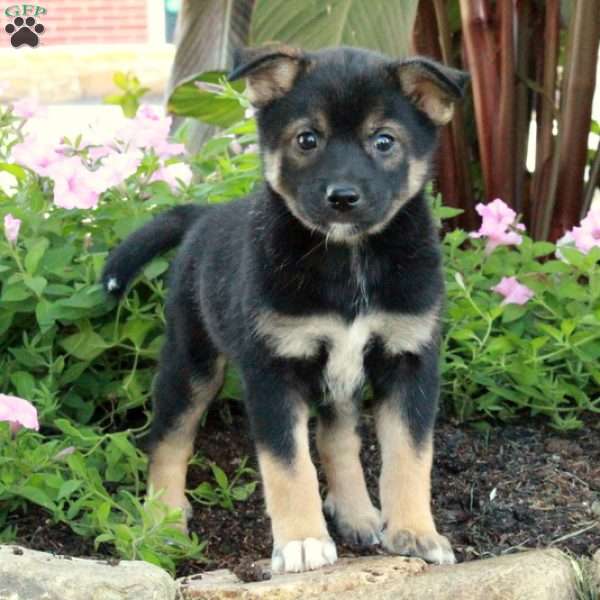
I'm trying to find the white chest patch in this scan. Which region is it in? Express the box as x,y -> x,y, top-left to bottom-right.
255,308 -> 439,403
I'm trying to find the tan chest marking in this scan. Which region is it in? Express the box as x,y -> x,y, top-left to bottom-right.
255,308 -> 439,401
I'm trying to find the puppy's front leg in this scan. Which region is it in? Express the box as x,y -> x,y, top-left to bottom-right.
370,346 -> 455,565
246,375 -> 336,573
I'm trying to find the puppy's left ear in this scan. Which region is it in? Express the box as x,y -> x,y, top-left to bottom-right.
228,44 -> 309,108
390,57 -> 470,126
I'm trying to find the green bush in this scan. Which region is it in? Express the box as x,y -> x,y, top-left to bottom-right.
0,85 -> 598,572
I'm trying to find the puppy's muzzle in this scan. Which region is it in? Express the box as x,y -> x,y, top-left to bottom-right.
326,185 -> 361,213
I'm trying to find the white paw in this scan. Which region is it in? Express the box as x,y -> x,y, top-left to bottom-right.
271,537 -> 337,573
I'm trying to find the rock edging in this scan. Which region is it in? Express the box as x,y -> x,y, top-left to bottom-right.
0,545 -> 587,600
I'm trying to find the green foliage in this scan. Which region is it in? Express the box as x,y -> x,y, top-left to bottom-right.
167,72 -> 247,127
104,72 -> 150,118
440,210 -> 600,429
1,82 -> 598,574
0,93 -> 258,572
250,0 -> 419,58
189,457 -> 257,511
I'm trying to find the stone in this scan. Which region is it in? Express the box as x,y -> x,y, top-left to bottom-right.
0,545 -> 176,600
179,550 -> 576,600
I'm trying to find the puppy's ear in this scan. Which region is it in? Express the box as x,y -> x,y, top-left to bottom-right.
228,45 -> 308,108
390,57 -> 469,126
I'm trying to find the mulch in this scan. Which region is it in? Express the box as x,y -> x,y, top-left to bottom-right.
10,403 -> 600,579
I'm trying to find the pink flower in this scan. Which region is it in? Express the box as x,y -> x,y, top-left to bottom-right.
150,162 -> 193,190
48,156 -> 100,210
470,198 -> 524,253
11,134 -> 63,177
569,204 -> 600,254
88,145 -> 113,161
114,105 -> 185,158
92,150 -> 141,192
4,213 -> 21,244
11,97 -> 47,119
0,394 -> 39,433
492,276 -> 534,305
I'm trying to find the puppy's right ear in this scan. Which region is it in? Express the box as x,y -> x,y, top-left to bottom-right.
228,45 -> 308,108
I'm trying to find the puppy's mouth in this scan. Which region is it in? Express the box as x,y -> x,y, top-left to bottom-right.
326,223 -> 362,242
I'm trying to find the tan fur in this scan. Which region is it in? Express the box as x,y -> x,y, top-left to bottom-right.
147,357 -> 226,525
367,156 -> 430,235
255,307 -> 439,404
398,69 -> 455,126
257,405 -> 328,544
361,113 -> 409,170
316,412 -> 378,529
376,404 -> 436,534
264,149 -> 318,233
243,45 -> 305,107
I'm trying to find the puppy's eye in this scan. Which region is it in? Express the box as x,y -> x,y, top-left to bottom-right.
374,133 -> 395,153
296,131 -> 318,151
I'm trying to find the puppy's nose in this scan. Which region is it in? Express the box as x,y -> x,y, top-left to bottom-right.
326,185 -> 361,212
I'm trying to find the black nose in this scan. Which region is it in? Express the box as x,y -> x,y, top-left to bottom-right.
326,185 -> 361,212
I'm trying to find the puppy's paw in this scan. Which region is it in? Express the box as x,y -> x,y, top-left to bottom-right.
271,537 -> 337,573
382,528 -> 455,565
324,495 -> 382,547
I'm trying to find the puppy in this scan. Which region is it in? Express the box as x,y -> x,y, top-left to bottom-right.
102,45 -> 468,573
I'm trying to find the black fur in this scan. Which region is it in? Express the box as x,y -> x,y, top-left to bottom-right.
102,45 -> 468,566
101,204 -> 207,296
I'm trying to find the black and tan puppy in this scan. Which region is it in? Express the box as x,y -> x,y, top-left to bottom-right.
102,45 -> 468,573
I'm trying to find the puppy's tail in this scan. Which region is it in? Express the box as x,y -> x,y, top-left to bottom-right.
101,204 -> 207,297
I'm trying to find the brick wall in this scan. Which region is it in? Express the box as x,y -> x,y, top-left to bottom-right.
29,0 -> 152,45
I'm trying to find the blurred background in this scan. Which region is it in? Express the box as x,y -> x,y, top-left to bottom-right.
1,0 -> 599,240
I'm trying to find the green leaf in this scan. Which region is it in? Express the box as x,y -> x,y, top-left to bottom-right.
9,347 -> 46,368
0,162 -> 27,180
143,258 -> 169,280
9,371 -> 36,399
1,282 -> 31,302
18,486 -> 57,512
35,299 -> 56,330
57,480 -> 82,501
251,0 -> 419,57
25,238 -> 49,274
437,206 -> 465,220
121,319 -> 154,348
501,304 -> 527,323
560,247 -> 585,268
23,275 -> 47,297
167,71 -> 246,126
113,71 -> 129,90
532,241 -> 555,257
61,326 -> 107,361
211,464 -> 229,489
541,260 -> 571,274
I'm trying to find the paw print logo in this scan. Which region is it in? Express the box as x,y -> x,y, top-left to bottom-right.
5,16 -> 45,48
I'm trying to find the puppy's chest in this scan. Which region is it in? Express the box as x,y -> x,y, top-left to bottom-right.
256,309 -> 438,401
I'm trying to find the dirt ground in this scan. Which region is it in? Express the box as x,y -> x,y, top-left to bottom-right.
11,404 -> 600,579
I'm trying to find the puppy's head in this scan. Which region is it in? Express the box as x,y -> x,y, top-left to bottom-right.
229,46 -> 469,242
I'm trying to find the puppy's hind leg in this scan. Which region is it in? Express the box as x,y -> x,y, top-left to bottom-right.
146,301 -> 225,530
316,404 -> 382,546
